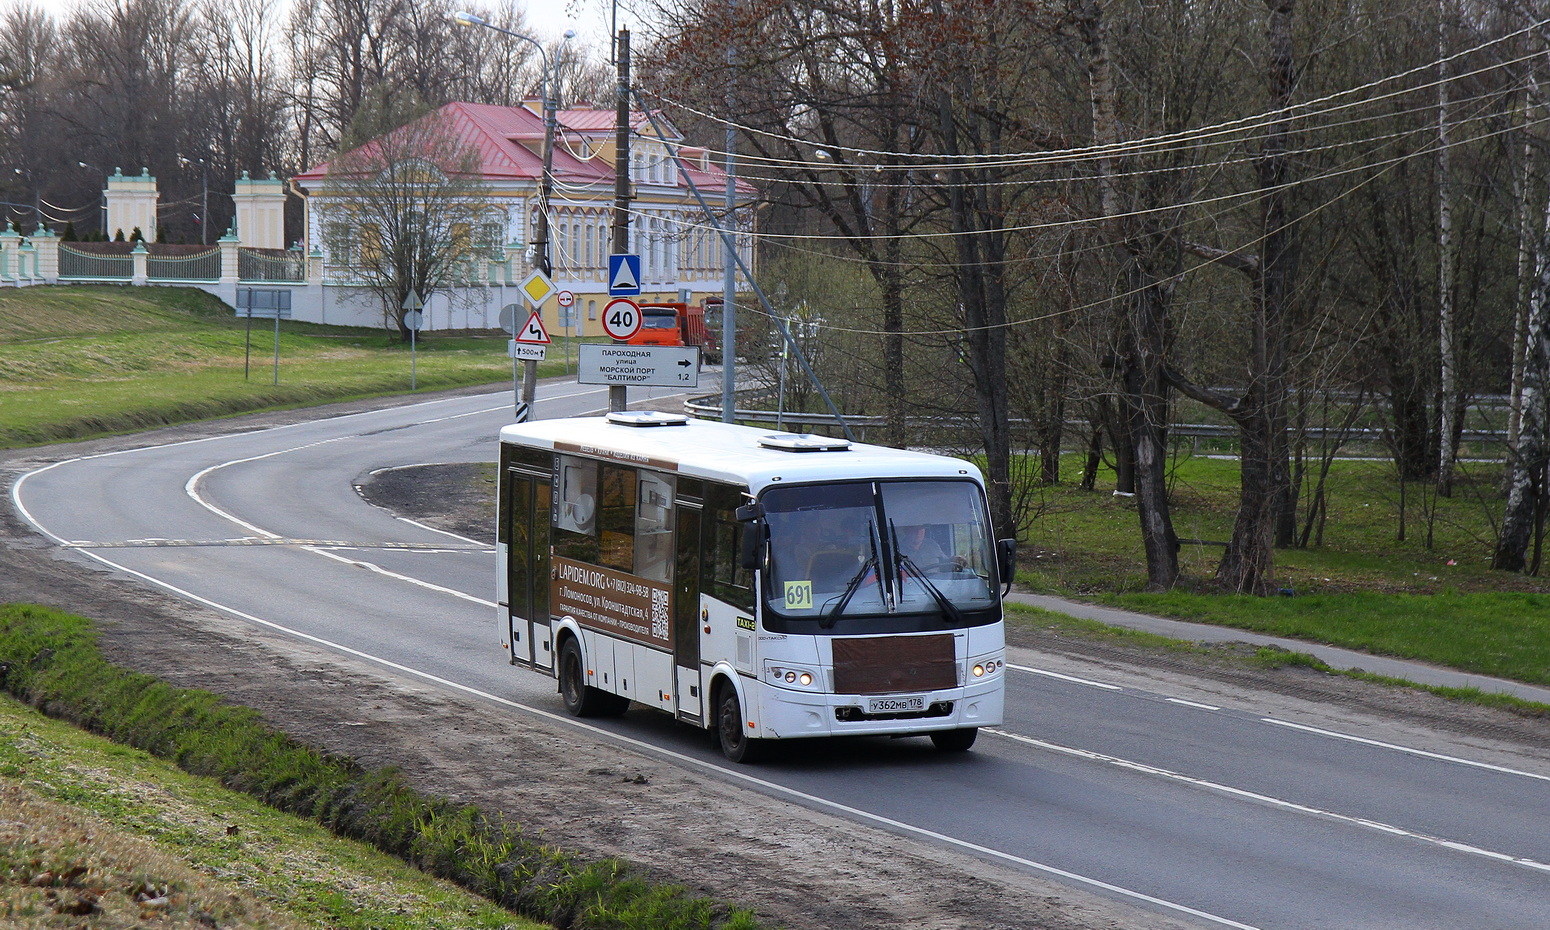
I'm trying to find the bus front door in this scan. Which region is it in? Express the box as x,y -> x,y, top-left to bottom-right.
673,502 -> 703,722
506,471 -> 553,670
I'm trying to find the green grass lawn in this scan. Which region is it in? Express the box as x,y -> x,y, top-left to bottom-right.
1018,451 -> 1550,686
1020,452 -> 1541,596
0,285 -> 584,447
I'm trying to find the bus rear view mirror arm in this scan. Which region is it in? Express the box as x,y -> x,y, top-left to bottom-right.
997,538 -> 1017,597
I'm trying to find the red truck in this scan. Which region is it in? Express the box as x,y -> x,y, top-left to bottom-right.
629,300 -> 721,363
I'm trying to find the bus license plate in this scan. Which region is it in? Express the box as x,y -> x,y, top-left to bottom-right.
867,695 -> 926,714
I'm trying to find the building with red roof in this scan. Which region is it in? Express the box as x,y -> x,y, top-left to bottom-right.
292,100 -> 758,337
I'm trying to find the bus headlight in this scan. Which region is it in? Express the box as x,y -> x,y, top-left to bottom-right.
971,657 -> 1004,679
765,662 -> 822,691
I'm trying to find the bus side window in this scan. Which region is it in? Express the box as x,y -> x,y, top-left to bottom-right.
703,483 -> 754,612
553,455 -> 599,563
598,463 -> 637,573
635,472 -> 675,582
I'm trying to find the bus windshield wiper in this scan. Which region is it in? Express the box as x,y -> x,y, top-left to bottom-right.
820,556 -> 875,629
820,520 -> 887,628
896,553 -> 964,626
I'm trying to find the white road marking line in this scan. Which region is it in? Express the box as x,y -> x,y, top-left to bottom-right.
1261,718 -> 1550,784
0,533 -> 1262,930
988,728 -> 1550,875
395,516 -> 484,544
1166,697 -> 1222,711
1009,664 -> 1123,691
299,546 -> 497,607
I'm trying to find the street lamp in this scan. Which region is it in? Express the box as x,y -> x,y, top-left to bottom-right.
10,168 -> 40,231
77,161 -> 107,237
451,11 -> 574,415
450,12 -> 573,279
178,156 -> 209,245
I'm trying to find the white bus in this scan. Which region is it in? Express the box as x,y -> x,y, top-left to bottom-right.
497,411 -> 1016,762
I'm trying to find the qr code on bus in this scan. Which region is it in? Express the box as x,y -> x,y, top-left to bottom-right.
651,588 -> 670,640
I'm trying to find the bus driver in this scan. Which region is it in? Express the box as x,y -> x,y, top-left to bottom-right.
899,524 -> 966,574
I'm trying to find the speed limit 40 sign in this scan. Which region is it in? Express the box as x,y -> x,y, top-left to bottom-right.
601,297 -> 642,340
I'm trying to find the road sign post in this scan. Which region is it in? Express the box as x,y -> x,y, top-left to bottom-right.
499,302 -> 523,416
402,291 -> 424,390
556,290 -> 575,371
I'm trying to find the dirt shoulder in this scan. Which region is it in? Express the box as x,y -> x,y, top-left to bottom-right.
4,401 -> 1547,930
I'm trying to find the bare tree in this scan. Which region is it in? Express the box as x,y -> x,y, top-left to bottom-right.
319,102 -> 495,339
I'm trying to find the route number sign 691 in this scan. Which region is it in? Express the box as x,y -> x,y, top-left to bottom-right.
601,298 -> 643,340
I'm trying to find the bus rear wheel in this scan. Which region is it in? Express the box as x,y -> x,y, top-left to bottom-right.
715,684 -> 768,764
559,639 -> 629,717
930,728 -> 978,752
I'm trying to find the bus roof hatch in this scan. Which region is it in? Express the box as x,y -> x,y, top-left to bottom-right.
606,410 -> 690,428
758,433 -> 852,452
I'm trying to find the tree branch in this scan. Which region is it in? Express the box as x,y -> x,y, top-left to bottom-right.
1163,364 -> 1243,419
1182,239 -> 1261,279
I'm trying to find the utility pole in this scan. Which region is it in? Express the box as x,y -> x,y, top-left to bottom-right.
524,56 -> 561,415
451,11 -> 573,421
719,0 -> 738,423
610,28 -> 632,413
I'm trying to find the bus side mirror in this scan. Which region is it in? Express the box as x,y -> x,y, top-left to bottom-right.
996,538 -> 1017,588
739,522 -> 765,571
736,502 -> 765,571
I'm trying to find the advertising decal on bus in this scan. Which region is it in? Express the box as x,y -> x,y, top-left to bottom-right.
552,556 -> 673,650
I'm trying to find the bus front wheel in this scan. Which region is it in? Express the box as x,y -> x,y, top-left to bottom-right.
559,639 -> 629,717
715,684 -> 768,764
930,728 -> 978,752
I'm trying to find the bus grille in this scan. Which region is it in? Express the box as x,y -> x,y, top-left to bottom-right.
832,633 -> 956,694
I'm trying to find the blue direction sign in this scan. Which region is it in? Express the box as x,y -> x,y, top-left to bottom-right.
608,253 -> 642,296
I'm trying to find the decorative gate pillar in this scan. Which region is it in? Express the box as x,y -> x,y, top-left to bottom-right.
106,169 -> 159,242
30,225 -> 60,283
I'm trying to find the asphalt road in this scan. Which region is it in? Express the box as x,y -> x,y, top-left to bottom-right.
12,383 -> 1550,930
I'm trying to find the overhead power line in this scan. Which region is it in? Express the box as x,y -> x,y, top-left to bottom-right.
642,19 -> 1547,171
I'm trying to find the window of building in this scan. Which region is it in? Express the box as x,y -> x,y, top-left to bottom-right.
359,223 -> 382,266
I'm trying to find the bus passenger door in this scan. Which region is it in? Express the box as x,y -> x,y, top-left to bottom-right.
673,502 -> 703,722
506,471 -> 553,670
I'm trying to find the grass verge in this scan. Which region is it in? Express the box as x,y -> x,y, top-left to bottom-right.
1004,603 -> 1550,716
0,695 -> 541,928
1100,590 -> 1550,687
0,603 -> 762,930
0,285 -> 588,448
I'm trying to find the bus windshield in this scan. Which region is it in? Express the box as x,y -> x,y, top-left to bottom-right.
761,479 -> 996,631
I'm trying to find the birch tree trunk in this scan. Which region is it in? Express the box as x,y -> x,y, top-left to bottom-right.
1494,191 -> 1550,571
1436,2 -> 1460,497
1075,0 -> 1179,589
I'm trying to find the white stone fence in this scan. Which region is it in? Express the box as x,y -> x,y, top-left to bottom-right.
0,223 -> 559,332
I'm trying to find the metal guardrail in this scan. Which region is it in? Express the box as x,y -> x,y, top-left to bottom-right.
685,390 -> 1510,445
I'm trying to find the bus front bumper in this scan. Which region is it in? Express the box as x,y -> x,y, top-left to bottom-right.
752,678 -> 1004,740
